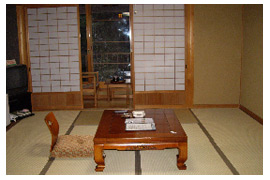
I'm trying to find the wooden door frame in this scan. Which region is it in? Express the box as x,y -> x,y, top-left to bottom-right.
84,4 -> 135,107
130,4 -> 135,109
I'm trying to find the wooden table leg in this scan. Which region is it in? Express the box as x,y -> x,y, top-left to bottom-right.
126,85 -> 129,105
107,85 -> 110,101
94,145 -> 105,172
177,142 -> 187,170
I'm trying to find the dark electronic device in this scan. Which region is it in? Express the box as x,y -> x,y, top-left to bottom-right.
6,64 -> 32,113
6,64 -> 28,96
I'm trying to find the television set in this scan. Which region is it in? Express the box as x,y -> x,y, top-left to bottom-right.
6,64 -> 28,97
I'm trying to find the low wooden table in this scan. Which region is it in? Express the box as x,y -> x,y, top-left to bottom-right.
93,109 -> 188,172
105,79 -> 131,105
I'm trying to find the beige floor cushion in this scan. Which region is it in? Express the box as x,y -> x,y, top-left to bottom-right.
51,135 -> 94,158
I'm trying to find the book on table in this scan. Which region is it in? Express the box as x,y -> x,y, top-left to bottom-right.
125,118 -> 156,131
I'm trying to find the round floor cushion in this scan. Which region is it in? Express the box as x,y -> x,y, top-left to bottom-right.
51,135 -> 94,158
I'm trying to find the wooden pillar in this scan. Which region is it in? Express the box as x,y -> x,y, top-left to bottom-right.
85,5 -> 93,72
16,5 -> 32,92
185,4 -> 194,108
16,5 -> 28,65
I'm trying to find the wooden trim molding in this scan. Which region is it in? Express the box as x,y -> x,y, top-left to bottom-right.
239,105 -> 263,125
192,104 -> 239,108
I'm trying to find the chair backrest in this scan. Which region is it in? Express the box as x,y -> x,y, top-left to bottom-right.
82,72 -> 99,92
44,112 -> 59,152
82,72 -> 99,82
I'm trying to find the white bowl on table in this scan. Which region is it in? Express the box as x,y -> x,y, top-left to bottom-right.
132,111 -> 146,118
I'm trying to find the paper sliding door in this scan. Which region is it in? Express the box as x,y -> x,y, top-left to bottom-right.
26,5 -> 83,110
133,4 -> 188,107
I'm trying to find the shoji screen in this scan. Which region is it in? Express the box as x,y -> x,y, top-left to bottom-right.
27,6 -> 80,93
133,4 -> 185,91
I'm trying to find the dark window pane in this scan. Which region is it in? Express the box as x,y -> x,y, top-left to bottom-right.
92,21 -> 130,41
118,54 -> 130,63
94,64 -> 119,81
93,42 -> 130,53
80,5 -> 87,72
92,4 -> 129,14
92,4 -> 130,81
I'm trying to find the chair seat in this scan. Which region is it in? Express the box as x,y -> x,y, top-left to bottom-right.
51,135 -> 94,158
83,83 -> 99,89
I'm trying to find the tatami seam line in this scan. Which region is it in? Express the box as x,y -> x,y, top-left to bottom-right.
135,150 -> 142,175
39,157 -> 55,175
189,109 -> 240,175
65,111 -> 82,135
39,111 -> 82,175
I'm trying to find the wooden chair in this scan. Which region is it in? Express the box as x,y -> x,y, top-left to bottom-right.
44,112 -> 94,158
82,72 -> 99,107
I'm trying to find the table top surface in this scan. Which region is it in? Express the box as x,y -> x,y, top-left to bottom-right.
105,79 -> 131,85
94,109 -> 187,144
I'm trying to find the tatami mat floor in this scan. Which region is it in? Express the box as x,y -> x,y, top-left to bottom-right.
6,111 -> 80,175
140,124 -> 232,175
192,108 -> 263,175
6,108 -> 263,175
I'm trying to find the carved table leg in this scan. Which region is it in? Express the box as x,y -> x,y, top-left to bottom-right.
177,142 -> 187,170
94,145 -> 105,172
